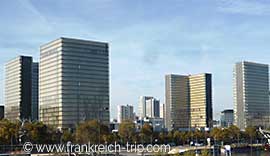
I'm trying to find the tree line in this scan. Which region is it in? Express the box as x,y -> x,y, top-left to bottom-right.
0,119 -> 263,146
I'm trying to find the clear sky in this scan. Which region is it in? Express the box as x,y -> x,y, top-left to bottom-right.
0,0 -> 270,119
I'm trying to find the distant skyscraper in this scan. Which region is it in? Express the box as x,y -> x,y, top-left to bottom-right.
165,75 -> 190,131
117,105 -> 134,123
0,106 -> 4,119
32,62 -> 39,121
39,37 -> 110,129
234,61 -> 269,129
160,103 -> 165,119
5,56 -> 38,121
138,96 -> 153,118
189,73 -> 213,128
146,98 -> 160,118
220,109 -> 234,128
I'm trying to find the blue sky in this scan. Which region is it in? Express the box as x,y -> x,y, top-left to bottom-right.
1,0 -> 270,119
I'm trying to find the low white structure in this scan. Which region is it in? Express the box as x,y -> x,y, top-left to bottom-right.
135,117 -> 165,132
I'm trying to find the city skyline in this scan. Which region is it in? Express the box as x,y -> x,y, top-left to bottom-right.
1,0 -> 270,120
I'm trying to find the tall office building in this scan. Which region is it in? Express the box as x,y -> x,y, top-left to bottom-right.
5,56 -> 38,121
189,73 -> 213,128
39,37 -> 110,129
138,96 -> 153,118
165,75 -> 190,131
117,105 -> 134,123
234,61 -> 269,129
146,98 -> 160,118
220,109 -> 234,128
32,63 -> 39,121
165,73 -> 213,131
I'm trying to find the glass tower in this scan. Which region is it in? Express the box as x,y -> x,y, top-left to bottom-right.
39,37 -> 110,129
234,61 -> 269,129
5,56 -> 37,121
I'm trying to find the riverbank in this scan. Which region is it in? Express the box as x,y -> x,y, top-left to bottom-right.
167,144 -> 265,155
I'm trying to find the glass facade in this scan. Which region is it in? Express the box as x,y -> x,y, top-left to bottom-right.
165,75 -> 190,131
117,105 -> 134,123
165,73 -> 212,131
5,56 -> 34,121
189,73 -> 213,128
138,96 -> 153,118
220,109 -> 234,127
32,62 -> 39,121
234,61 -> 269,129
145,98 -> 160,118
39,37 -> 110,129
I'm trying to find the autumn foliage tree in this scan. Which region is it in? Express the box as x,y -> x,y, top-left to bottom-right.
76,120 -> 109,144
118,120 -> 135,144
0,119 -> 19,145
24,121 -> 56,144
140,123 -> 153,144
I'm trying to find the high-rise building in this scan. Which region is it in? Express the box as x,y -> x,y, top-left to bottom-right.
165,73 -> 213,131
0,105 -> 4,119
5,56 -> 38,121
220,109 -> 234,128
234,61 -> 269,129
189,73 -> 213,128
138,96 -> 153,118
165,75 -> 190,131
39,37 -> 110,129
146,98 -> 160,118
160,103 -> 165,119
117,105 -> 134,123
32,62 -> 39,121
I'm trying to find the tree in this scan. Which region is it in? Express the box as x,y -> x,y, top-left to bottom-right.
24,121 -> 55,144
76,120 -> 109,144
245,126 -> 257,144
62,129 -> 74,143
180,132 -> 188,145
118,120 -> 135,144
158,132 -> 166,144
194,130 -> 204,141
0,119 -> 19,145
173,131 -> 181,145
227,125 -> 240,143
141,123 -> 153,144
0,120 -> 62,145
167,131 -> 174,143
186,131 -> 193,144
210,128 -> 224,142
132,133 -> 141,143
103,133 -> 116,144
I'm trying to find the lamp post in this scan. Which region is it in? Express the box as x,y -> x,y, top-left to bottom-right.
18,119 -> 27,145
